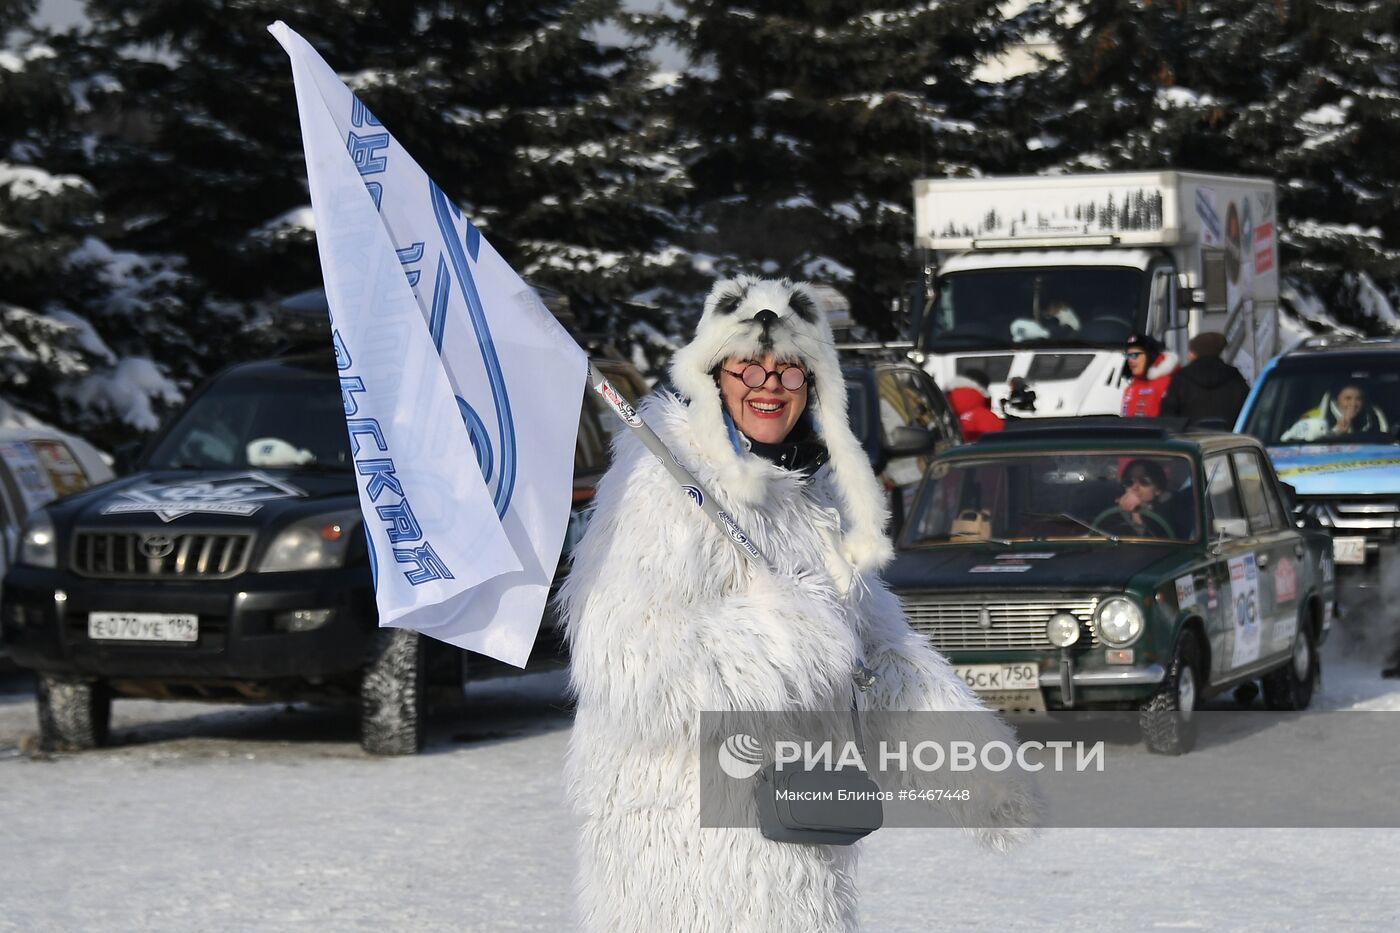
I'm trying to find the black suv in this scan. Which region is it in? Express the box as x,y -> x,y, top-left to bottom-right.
2,350 -> 644,755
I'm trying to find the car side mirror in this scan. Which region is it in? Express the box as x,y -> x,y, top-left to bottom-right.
1211,517 -> 1248,542
885,425 -> 937,457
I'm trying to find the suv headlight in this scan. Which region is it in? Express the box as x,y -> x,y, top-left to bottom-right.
257,509 -> 361,573
18,510 -> 58,569
1095,596 -> 1144,647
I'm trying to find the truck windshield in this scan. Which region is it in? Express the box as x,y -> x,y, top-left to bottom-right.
146,367 -> 353,470
1241,356 -> 1400,446
907,452 -> 1198,544
929,267 -> 1145,348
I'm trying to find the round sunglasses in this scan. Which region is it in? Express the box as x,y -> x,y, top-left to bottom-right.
723,363 -> 809,391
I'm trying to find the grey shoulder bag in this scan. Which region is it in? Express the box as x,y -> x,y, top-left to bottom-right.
752,677 -> 884,846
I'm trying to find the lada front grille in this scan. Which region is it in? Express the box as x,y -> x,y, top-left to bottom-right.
71,530 -> 254,580
899,594 -> 1101,651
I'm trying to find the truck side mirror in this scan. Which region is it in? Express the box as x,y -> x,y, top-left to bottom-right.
1176,285 -> 1199,315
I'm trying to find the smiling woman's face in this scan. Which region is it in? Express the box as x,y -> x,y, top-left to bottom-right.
718,352 -> 809,445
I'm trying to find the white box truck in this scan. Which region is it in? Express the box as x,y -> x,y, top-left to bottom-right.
910,171 -> 1280,416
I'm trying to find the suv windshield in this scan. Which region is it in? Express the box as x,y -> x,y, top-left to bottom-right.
907,451 -> 1198,544
929,267 -> 1145,349
146,364 -> 352,470
1241,355 -> 1400,446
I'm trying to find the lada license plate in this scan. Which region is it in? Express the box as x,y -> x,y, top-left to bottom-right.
89,612 -> 198,643
1333,537 -> 1367,565
955,663 -> 1039,691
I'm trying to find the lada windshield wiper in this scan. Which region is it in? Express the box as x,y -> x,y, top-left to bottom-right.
946,532 -> 1014,546
1025,511 -> 1120,544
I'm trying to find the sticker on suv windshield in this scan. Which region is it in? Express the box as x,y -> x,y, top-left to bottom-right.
101,472 -> 306,522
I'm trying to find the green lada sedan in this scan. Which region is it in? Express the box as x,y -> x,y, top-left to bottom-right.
886,420 -> 1335,754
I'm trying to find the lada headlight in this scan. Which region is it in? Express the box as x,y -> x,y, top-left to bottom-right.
18,510 -> 57,569
257,509 -> 361,573
1094,597 -> 1144,647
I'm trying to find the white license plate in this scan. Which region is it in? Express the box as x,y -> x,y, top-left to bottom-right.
1333,536 -> 1367,565
955,663 -> 1039,691
89,612 -> 198,643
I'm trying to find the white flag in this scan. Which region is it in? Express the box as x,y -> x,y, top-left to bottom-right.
271,22 -> 588,667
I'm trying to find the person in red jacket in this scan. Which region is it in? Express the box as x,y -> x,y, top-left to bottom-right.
945,369 -> 1005,440
1120,333 -> 1179,418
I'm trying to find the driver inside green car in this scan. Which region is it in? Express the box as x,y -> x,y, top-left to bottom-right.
1099,458 -> 1176,538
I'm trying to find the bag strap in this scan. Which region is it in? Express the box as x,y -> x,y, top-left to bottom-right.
850,661 -> 877,761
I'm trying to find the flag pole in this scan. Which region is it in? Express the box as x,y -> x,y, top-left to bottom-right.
587,362 -> 771,572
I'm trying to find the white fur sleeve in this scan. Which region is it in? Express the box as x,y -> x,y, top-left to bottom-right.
854,580 -> 1042,849
560,446 -> 859,747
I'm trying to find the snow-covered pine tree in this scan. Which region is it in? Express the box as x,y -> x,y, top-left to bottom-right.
1015,0 -> 1399,333
1266,0 -> 1400,331
0,0 -> 191,441
82,0 -> 693,378
639,0 -> 1015,335
0,0 -> 98,426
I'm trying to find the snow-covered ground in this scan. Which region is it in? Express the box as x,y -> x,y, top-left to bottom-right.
2,636 -> 1399,932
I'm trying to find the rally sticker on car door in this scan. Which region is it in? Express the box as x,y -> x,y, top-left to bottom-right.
1229,553 -> 1262,668
1175,574 -> 1197,609
1273,557 -> 1297,604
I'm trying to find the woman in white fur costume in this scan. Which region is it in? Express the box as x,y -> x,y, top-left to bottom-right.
562,276 -> 1037,933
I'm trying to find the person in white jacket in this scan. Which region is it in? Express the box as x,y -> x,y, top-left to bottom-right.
561,276 -> 1038,933
1281,384 -> 1391,442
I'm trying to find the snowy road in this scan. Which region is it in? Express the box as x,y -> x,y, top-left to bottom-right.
2,639 -> 1399,932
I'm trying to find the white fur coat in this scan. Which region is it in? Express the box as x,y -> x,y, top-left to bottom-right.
561,392 -> 1036,933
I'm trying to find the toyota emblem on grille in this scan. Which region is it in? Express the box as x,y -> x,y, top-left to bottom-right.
978,606 -> 993,629
139,534 -> 176,559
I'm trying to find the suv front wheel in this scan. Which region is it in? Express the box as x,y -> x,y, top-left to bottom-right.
359,628 -> 426,755
37,675 -> 111,751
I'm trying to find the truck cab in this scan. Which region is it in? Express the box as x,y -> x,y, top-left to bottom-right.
910,172 -> 1281,417
915,248 -> 1178,416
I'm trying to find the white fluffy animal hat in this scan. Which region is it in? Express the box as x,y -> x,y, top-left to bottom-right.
668,275 -> 893,574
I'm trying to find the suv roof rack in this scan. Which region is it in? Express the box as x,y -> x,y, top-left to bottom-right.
1297,333 -> 1400,351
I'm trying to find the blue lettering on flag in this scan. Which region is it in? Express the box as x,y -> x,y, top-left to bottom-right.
397,242 -> 425,288
340,376 -> 366,415
350,96 -> 382,128
332,331 -> 352,370
395,542 -> 455,584
348,130 -> 390,175
377,499 -> 424,544
357,458 -> 405,501
332,93 -> 461,591
345,418 -> 387,455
